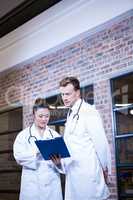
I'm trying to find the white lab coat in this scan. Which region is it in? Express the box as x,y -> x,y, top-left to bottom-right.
13,124 -> 63,200
62,99 -> 111,200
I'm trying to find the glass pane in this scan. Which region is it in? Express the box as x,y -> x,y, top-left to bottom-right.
116,137 -> 133,164
118,169 -> 133,196
115,107 -> 133,135
59,125 -> 65,135
121,199 -> 133,200
81,85 -> 94,105
50,108 -> 68,123
120,199 -> 133,200
46,95 -> 67,123
112,73 -> 133,105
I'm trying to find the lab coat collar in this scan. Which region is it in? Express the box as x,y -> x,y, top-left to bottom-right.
31,123 -> 49,140
71,98 -> 83,113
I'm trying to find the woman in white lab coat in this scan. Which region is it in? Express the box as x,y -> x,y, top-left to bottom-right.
13,98 -> 63,200
59,77 -> 112,200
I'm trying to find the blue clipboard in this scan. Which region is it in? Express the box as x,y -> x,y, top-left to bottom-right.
35,137 -> 70,160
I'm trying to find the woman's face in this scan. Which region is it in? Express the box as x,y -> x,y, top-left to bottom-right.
34,108 -> 50,129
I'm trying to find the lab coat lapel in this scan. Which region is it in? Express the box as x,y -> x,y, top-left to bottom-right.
31,124 -> 40,140
65,99 -> 82,135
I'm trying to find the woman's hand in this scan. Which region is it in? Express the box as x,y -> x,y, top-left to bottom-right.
50,154 -> 62,168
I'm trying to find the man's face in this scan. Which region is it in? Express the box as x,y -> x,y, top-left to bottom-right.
60,83 -> 80,107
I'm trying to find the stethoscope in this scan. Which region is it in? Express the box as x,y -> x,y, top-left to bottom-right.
68,99 -> 83,120
67,99 -> 83,134
28,124 -> 54,144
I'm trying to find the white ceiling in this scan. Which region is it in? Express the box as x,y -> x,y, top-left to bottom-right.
0,0 -> 133,72
0,0 -> 26,18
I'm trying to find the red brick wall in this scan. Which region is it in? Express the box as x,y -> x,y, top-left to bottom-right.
0,12 -> 133,200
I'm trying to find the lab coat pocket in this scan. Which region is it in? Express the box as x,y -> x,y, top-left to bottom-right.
73,118 -> 86,136
42,171 -> 59,187
21,168 -> 38,193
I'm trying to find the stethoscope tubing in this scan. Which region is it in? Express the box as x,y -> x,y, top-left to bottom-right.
28,124 -> 54,144
72,99 -> 83,120
68,99 -> 83,121
67,99 -> 83,134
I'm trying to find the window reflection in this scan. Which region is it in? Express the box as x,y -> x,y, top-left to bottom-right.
115,107 -> 133,135
112,73 -> 133,105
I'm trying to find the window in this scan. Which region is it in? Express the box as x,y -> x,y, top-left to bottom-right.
111,72 -> 133,200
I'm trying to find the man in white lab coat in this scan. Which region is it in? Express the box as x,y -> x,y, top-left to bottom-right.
13,98 -> 63,200
59,77 -> 112,200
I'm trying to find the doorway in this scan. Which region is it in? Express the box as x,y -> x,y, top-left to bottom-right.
0,107 -> 22,200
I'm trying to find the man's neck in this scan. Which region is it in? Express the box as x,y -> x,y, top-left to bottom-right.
71,98 -> 81,108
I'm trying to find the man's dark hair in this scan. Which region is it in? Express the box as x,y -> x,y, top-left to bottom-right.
59,76 -> 80,91
33,98 -> 49,114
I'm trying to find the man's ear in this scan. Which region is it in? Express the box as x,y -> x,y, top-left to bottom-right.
76,89 -> 80,98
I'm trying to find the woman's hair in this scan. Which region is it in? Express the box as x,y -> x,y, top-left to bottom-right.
33,98 -> 49,114
59,76 -> 80,91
